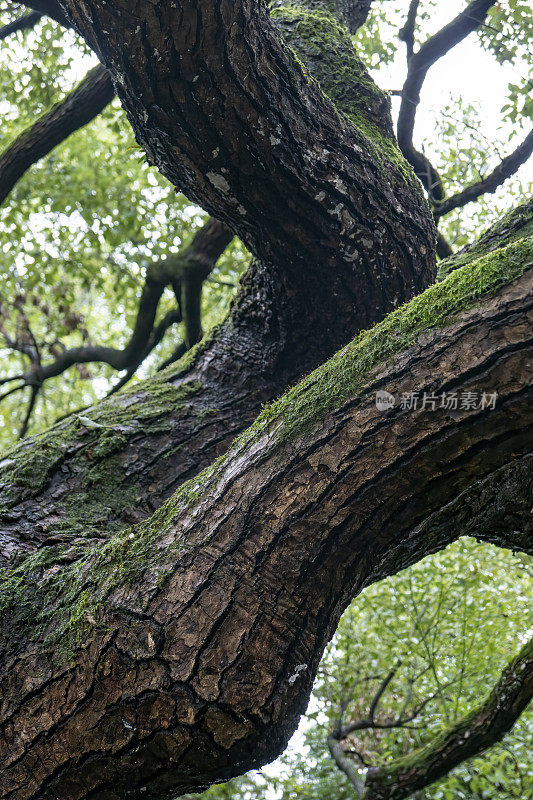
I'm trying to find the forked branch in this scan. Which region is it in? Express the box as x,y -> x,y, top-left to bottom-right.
0,217 -> 232,433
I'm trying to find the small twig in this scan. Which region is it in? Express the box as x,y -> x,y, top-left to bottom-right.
369,661 -> 401,721
19,384 -> 39,438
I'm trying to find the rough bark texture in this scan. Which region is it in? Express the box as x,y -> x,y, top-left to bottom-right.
0,0 -> 435,566
1,1 -> 532,798
57,0 -> 434,315
1,234 -> 531,799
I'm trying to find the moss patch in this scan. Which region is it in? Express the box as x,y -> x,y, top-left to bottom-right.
240,236 -> 532,444
271,3 -> 417,187
437,198 -> 533,280
0,379 -> 203,514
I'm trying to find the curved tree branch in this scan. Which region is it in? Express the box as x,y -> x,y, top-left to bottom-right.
364,636 -> 533,799
328,735 -> 366,797
433,129 -> 533,219
397,0 -> 495,203
1,226 -> 531,797
53,0 -> 434,322
0,10 -> 41,40
0,63 -> 114,206
0,0 -> 441,584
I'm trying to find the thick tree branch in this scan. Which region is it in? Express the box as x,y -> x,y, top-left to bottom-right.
437,197 -> 533,280
0,0 -> 440,581
54,0 -> 434,323
364,637 -> 533,799
0,63 -> 114,206
433,129 -> 533,219
0,10 -> 41,40
1,226 -> 531,797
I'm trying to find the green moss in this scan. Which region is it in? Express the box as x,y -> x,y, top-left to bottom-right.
437,198 -> 533,280
0,378 -> 203,515
91,430 -> 127,459
242,236 -> 532,443
2,237 -> 530,654
271,4 -> 417,187
0,494 -> 184,655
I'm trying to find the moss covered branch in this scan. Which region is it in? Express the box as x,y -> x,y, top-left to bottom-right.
1,217 -> 531,799
363,637 -> 533,799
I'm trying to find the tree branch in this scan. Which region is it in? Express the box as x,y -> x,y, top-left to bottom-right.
0,218 -> 232,429
18,384 -> 39,439
1,234 -> 531,796
397,0 -> 496,202
364,637 -> 533,800
328,735 -> 366,797
398,0 -> 419,61
368,662 -> 401,722
9,0 -> 68,27
52,0 -> 434,316
433,129 -> 533,219
0,63 -> 114,206
0,10 -> 41,40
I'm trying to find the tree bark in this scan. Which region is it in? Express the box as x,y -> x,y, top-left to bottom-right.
1,231 -> 531,799
0,0 -> 435,565
1,2 -> 531,798
55,0 -> 434,309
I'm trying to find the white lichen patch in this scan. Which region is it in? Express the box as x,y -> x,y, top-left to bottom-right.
207,173 -> 231,193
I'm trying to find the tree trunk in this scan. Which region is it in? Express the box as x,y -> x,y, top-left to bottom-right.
0,0 -> 434,564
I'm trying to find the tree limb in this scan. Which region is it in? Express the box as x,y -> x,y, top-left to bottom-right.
433,129 -> 533,219
364,637 -> 533,799
9,0 -> 68,27
18,384 -> 39,439
0,218 -> 232,418
328,735 -> 366,797
0,10 -> 41,40
398,0 -> 419,60
0,63 -> 114,206
1,225 -> 531,797
397,0 -> 496,202
53,0 -> 435,314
